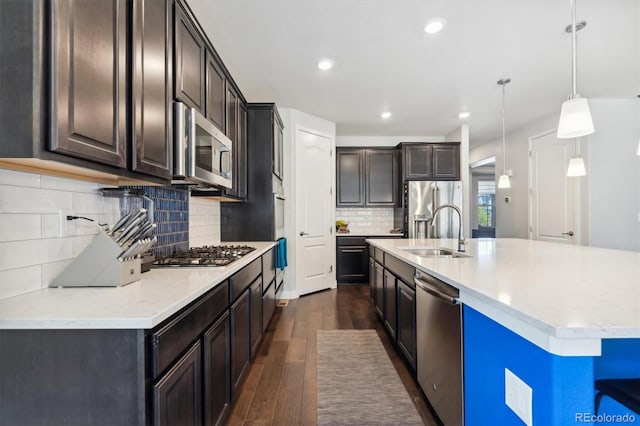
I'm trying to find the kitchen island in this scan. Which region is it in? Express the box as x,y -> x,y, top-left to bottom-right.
367,238 -> 640,426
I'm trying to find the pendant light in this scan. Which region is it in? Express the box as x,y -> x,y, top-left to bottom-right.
497,78 -> 511,189
567,139 -> 586,176
557,0 -> 594,139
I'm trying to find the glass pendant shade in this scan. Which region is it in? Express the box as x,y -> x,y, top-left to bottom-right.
566,156 -> 587,176
557,97 -> 594,139
498,174 -> 511,189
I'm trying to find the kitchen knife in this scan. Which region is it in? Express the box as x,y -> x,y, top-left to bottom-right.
117,239 -> 144,261
140,223 -> 157,239
122,221 -> 152,247
115,209 -> 148,242
116,223 -> 145,246
109,212 -> 134,236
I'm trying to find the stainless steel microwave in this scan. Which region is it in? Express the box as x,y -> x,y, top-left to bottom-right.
173,102 -> 232,188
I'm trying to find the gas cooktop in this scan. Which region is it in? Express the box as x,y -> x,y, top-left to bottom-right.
153,245 -> 256,267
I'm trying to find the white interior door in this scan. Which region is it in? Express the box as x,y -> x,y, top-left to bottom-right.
529,130 -> 579,244
295,129 -> 333,296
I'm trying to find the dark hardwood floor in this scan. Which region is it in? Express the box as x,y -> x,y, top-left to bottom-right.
226,284 -> 438,425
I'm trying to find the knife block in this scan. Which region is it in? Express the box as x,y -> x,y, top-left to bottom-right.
50,232 -> 141,288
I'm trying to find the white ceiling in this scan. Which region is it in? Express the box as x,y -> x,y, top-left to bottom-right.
187,0 -> 639,146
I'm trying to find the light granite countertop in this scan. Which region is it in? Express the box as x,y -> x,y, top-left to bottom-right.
0,241 -> 276,330
367,238 -> 640,356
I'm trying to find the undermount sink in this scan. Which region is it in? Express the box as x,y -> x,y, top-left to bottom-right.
402,247 -> 471,258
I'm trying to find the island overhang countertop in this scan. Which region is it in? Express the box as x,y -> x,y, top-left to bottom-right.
367,237 -> 640,356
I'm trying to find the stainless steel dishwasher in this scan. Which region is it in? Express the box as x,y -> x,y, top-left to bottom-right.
415,270 -> 463,425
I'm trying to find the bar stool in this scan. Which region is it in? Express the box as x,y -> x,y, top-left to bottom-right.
594,378 -> 640,415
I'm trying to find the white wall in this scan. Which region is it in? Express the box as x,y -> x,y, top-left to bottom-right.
587,99 -> 640,251
280,108 -> 337,299
336,135 -> 444,147
0,169 -> 119,300
447,125 -> 471,236
470,99 -> 640,251
189,198 -> 221,246
471,113 -> 559,238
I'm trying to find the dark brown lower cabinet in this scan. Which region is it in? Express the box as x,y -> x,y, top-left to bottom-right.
368,257 -> 375,302
396,279 -> 417,371
231,289 -> 250,396
249,277 -> 263,358
374,262 -> 385,318
153,341 -> 202,426
383,270 -> 397,339
203,312 -> 231,426
262,279 -> 276,333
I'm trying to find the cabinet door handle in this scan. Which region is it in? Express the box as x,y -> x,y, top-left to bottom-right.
299,231 -> 309,236
341,249 -> 363,253
562,231 -> 574,236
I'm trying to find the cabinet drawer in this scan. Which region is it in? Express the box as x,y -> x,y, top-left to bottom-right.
384,254 -> 415,287
374,247 -> 385,264
262,248 -> 275,291
230,258 -> 262,301
337,236 -> 367,246
151,282 -> 229,379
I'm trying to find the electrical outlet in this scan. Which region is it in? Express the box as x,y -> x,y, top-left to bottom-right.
59,210 -> 75,237
505,368 -> 533,426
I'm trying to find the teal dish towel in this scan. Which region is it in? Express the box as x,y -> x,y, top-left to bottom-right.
276,238 -> 287,270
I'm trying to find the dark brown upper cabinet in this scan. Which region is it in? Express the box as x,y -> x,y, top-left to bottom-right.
50,0 -> 128,168
131,0 -> 172,179
337,149 -> 365,206
237,104 -> 248,200
432,144 -> 461,179
206,51 -> 226,132
174,1 -> 206,113
365,149 -> 397,206
225,83 -> 240,198
400,143 -> 460,181
336,148 -> 397,207
272,113 -> 284,180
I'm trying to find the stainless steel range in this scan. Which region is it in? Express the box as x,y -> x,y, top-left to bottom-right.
153,245 -> 256,267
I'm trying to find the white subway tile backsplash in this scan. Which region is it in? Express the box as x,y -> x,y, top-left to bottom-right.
40,175 -> 105,193
0,168 -> 41,188
72,192 -> 109,214
0,214 -> 42,242
0,238 -> 73,270
189,197 -> 221,246
0,266 -> 42,299
0,186 -> 73,214
41,214 -> 60,238
335,207 -> 395,234
0,168 -> 118,299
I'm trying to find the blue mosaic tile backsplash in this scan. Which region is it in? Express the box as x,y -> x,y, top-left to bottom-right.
122,186 -> 189,258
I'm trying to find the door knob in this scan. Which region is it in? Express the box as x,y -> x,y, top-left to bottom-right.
562,231 -> 574,236
299,231 -> 309,236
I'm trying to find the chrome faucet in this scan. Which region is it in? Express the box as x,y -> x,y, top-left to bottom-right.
431,204 -> 466,252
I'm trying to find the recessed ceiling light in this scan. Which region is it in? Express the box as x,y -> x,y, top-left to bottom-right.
424,18 -> 446,35
317,59 -> 334,70
381,111 -> 392,119
458,111 -> 470,119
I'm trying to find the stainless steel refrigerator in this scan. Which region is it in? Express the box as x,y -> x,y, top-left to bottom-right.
395,181 -> 463,239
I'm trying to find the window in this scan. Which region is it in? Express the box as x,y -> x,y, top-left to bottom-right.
477,180 -> 495,228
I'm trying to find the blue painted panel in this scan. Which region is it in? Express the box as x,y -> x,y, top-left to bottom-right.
593,339 -> 640,424
464,305 -> 594,425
